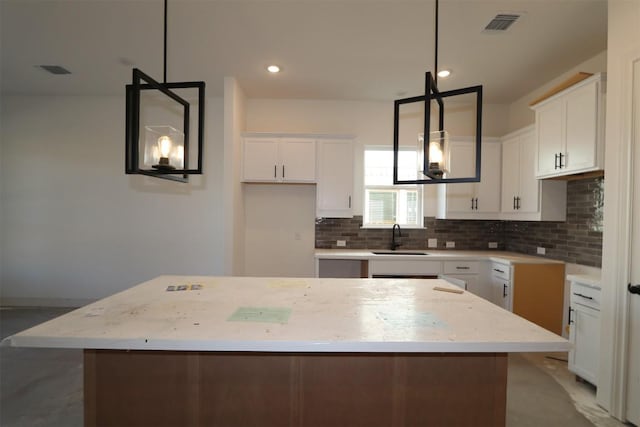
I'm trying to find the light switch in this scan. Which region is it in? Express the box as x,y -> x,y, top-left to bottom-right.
428,238 -> 438,248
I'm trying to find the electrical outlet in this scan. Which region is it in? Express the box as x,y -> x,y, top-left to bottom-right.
337,240 -> 347,247
488,242 -> 498,249
537,246 -> 546,255
446,241 -> 455,249
428,238 -> 438,248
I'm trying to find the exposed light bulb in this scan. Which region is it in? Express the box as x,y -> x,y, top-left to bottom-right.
157,135 -> 172,158
429,140 -> 444,164
437,69 -> 451,78
267,65 -> 281,73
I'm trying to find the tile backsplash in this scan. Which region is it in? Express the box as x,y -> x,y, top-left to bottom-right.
504,177 -> 604,267
315,177 -> 604,267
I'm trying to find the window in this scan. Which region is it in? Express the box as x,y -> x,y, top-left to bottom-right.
363,148 -> 423,227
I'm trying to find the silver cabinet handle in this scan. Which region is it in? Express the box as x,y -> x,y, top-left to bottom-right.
282,165 -> 285,178
348,196 -> 351,208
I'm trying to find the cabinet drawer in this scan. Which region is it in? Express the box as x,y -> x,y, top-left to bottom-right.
369,260 -> 441,276
443,261 -> 479,274
570,282 -> 601,310
490,262 -> 511,281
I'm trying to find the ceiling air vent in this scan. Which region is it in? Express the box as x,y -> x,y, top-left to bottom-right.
37,65 -> 71,75
483,14 -> 521,32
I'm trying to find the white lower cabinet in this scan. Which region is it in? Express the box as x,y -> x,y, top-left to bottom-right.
489,262 -> 512,310
442,261 -> 492,301
568,281 -> 601,386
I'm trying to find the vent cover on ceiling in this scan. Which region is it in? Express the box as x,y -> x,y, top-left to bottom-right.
38,65 -> 71,75
484,14 -> 521,32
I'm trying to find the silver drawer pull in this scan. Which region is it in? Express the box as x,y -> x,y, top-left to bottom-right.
573,292 -> 594,300
493,268 -> 505,274
456,266 -> 470,270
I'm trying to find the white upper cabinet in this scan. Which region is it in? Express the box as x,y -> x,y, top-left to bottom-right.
500,126 -> 566,221
243,136 -> 316,183
316,139 -> 354,218
532,73 -> 606,178
437,139 -> 501,220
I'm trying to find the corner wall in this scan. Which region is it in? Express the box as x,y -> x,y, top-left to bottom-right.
507,50 -> 607,133
0,95 -> 226,305
598,0 -> 640,416
223,78 -> 247,275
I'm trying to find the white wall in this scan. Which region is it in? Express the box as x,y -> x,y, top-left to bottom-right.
223,77 -> 247,275
507,50 -> 607,133
0,95 -> 226,305
243,184 -> 316,277
598,0 -> 640,416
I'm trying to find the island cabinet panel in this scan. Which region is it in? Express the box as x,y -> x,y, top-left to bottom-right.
512,263 -> 566,335
85,350 -> 507,427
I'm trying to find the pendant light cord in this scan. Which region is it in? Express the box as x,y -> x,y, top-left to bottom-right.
434,0 -> 439,86
163,0 -> 168,84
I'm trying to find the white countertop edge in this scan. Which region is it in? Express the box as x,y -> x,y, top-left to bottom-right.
314,250 -> 563,265
6,336 -> 570,354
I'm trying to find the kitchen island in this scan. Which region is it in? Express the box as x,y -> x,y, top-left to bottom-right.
5,275 -> 569,427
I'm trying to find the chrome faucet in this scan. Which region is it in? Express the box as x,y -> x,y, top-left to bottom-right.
391,223 -> 402,250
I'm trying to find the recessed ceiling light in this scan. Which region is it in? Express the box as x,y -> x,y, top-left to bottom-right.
267,65 -> 281,73
437,69 -> 451,78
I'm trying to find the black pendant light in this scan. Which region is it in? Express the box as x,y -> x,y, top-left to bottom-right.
125,0 -> 205,183
393,0 -> 483,185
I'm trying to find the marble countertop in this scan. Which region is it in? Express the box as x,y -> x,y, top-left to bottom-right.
4,275 -> 569,353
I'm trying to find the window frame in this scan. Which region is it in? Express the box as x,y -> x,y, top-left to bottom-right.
362,146 -> 424,229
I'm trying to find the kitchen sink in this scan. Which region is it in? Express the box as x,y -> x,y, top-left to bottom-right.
371,251 -> 429,255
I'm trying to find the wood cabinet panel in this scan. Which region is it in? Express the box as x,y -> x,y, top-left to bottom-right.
85,350 -> 508,427
512,263 -> 566,335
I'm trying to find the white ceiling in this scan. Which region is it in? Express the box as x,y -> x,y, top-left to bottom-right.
0,0 -> 607,104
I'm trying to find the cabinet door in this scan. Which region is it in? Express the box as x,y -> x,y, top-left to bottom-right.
243,138 -> 280,182
444,141 -> 476,213
280,138 -> 316,182
568,304 -> 600,385
475,143 -> 501,213
564,81 -> 599,173
468,275 -> 492,301
501,137 -> 520,212
317,140 -> 353,218
536,99 -> 563,177
517,131 -> 541,213
491,275 -> 512,310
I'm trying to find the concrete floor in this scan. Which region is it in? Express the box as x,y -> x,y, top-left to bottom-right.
0,307 -> 628,427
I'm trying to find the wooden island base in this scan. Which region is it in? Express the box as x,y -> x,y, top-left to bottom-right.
84,350 -> 507,427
